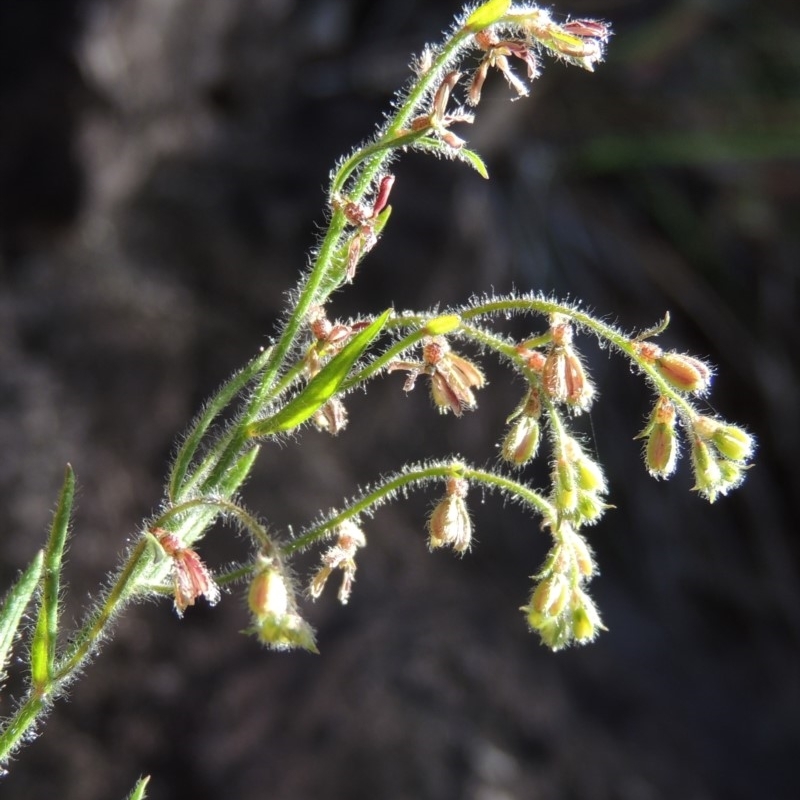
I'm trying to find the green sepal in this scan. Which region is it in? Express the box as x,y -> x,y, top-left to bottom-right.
169,346 -> 273,502
125,775 -> 151,800
465,0 -> 510,31
248,308 -> 391,437
30,465 -> 76,692
0,550 -> 44,685
458,147 -> 490,179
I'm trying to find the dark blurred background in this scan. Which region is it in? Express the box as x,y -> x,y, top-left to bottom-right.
1,0 -> 798,798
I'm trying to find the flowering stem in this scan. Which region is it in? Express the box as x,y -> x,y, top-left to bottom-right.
461,296 -> 699,420
283,461 -> 555,555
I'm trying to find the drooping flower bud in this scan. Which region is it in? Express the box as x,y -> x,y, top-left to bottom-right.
248,555 -> 317,652
690,438 -> 724,502
427,477 -> 472,553
541,316 -> 595,412
654,351 -> 712,394
693,415 -> 754,462
501,389 -> 542,466
531,574 -> 569,617
637,396 -> 679,478
571,590 -> 604,642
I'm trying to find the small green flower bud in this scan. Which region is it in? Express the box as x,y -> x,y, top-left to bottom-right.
718,459 -> 744,490
424,314 -> 462,335
575,454 -> 606,493
567,531 -> 595,578
552,457 -> 578,514
521,605 -> 571,651
571,590 -> 604,643
576,492 -> 607,525
572,606 -> 596,642
531,574 -> 569,617
692,416 -> 755,463
248,556 -> 317,653
690,438 -> 723,502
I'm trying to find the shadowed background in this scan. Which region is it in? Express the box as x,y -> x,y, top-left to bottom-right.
1,1 -> 798,798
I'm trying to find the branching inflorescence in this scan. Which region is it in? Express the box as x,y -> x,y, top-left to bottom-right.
0,0 -> 754,779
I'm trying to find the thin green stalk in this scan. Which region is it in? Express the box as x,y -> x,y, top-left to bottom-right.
283,461 -> 555,555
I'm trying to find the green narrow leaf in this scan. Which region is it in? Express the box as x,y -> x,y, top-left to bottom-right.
30,465 -> 76,692
218,445 -> 261,497
458,147 -> 490,179
465,0 -> 510,31
248,308 -> 392,437
0,551 -> 44,684
125,775 -> 151,800
169,346 -> 273,501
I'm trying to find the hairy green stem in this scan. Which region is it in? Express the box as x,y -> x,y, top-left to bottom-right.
284,461 -> 555,555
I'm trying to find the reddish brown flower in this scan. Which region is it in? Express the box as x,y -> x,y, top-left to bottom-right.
389,336 -> 485,416
154,529 -> 220,616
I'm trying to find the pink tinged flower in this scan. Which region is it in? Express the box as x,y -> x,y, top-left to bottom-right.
309,520 -> 366,604
427,477 -> 472,554
636,341 -> 712,395
389,336 -> 485,416
469,29 -> 539,106
155,530 -> 220,616
334,174 -> 396,282
541,318 -> 594,411
637,396 -> 679,478
502,388 -> 543,466
407,71 -> 474,149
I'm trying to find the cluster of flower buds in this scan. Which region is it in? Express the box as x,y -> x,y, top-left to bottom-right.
689,415 -> 754,502
427,476 -> 472,553
521,522 -> 603,650
501,388 -> 542,466
308,519 -> 367,604
551,436 -> 609,525
153,528 -> 220,616
634,341 -> 712,395
247,553 -> 317,652
389,335 -> 485,416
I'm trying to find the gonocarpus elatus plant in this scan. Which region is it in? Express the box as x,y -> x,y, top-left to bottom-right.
0,0 -> 754,783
